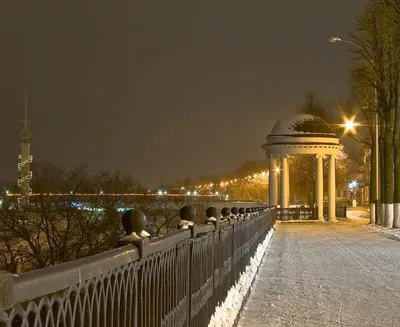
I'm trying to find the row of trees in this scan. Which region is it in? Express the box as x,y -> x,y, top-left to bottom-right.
350,0 -> 400,226
0,163 -> 207,274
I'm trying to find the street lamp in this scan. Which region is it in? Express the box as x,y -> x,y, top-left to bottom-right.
344,118 -> 356,133
329,36 -> 380,224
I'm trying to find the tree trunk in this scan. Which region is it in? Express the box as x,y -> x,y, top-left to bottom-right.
379,114 -> 386,225
370,140 -> 378,224
383,109 -> 395,227
393,103 -> 400,228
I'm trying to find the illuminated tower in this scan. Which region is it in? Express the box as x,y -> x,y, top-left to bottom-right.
18,87 -> 33,205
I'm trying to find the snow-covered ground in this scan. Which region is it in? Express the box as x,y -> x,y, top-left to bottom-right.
346,209 -> 370,219
238,222 -> 400,326
367,225 -> 400,241
208,224 -> 276,327
347,208 -> 400,241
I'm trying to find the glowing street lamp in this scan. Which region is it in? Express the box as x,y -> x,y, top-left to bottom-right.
344,118 -> 357,133
349,181 -> 358,189
349,181 -> 358,202
274,167 -> 281,174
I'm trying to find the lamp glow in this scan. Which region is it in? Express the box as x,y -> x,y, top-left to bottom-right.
329,36 -> 342,43
344,118 -> 356,132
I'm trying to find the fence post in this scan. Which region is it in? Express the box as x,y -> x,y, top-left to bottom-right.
179,205 -> 196,327
0,272 -> 14,311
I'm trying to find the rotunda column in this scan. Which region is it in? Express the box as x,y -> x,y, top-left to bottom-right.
315,155 -> 324,221
280,155 -> 289,208
328,154 -> 338,222
268,155 -> 278,207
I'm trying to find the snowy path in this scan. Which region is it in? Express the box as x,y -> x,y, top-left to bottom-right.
238,221 -> 400,327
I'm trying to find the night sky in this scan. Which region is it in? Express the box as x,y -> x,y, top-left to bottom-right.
0,1 -> 369,187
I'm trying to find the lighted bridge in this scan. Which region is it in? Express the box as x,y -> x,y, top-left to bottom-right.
0,205 -> 276,327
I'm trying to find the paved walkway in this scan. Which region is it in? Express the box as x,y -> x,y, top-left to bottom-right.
238,220 -> 400,327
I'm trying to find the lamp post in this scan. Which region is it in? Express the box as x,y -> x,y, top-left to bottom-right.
329,36 -> 380,224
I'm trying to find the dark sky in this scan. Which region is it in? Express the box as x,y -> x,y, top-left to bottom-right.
0,0 -> 369,187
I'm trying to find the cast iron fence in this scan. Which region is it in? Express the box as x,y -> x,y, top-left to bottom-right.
277,205 -> 347,220
277,207 -> 317,220
323,205 -> 347,218
0,206 -> 276,327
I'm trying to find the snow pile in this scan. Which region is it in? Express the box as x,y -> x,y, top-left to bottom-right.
347,210 -> 370,219
367,225 -> 400,241
208,224 -> 276,327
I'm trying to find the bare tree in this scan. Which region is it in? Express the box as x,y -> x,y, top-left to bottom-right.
351,0 -> 400,226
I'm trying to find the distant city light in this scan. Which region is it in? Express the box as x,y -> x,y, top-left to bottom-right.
99,190 -> 104,195
193,191 -> 197,196
187,191 -> 191,195
158,190 -> 163,195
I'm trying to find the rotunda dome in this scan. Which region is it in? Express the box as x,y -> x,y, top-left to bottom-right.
269,114 -> 335,137
261,114 -> 342,156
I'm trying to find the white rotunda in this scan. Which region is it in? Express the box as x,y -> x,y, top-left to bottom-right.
261,114 -> 343,221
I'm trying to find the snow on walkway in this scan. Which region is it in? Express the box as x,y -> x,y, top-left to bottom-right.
238,222 -> 400,327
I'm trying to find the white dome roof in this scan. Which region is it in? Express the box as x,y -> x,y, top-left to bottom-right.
269,114 -> 335,137
261,114 -> 342,156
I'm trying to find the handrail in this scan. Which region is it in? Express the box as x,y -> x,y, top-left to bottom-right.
1,205 -> 276,327
12,245 -> 140,305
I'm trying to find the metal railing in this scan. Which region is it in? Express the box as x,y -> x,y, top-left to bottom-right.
277,205 -> 347,220
323,205 -> 347,218
0,206 -> 276,327
277,207 -> 317,220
